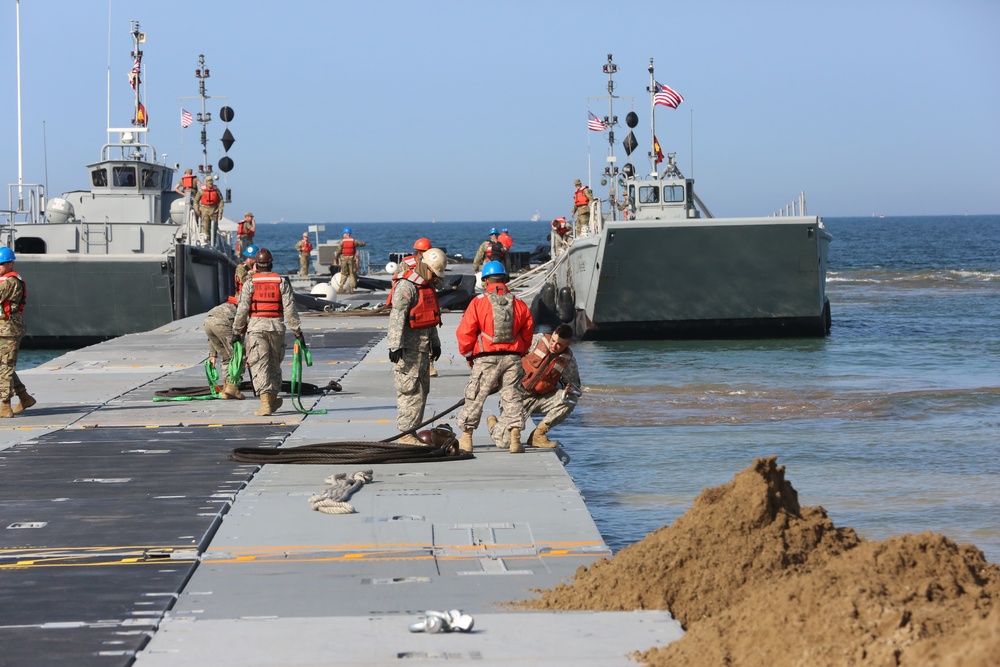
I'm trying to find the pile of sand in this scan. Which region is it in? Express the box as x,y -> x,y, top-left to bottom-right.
522,457 -> 1000,667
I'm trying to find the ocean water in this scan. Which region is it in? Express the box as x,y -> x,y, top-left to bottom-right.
23,215 -> 1000,562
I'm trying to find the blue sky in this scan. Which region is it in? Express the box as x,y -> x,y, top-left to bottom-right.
2,0 -> 998,223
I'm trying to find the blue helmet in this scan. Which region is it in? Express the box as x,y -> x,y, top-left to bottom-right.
0,247 -> 14,263
243,244 -> 259,258
343,227 -> 352,235
481,260 -> 507,279
501,228 -> 508,233
489,227 -> 499,236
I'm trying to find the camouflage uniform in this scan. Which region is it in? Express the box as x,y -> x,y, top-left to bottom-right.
295,239 -> 311,277
232,274 -> 302,396
197,184 -> 224,237
335,240 -> 366,292
204,302 -> 239,385
0,275 -> 28,403
388,279 -> 440,433
472,239 -> 510,274
488,333 -> 581,447
572,185 -> 594,236
458,354 -> 525,435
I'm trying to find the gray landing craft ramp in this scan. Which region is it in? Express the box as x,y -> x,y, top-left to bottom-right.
0,311 -> 682,666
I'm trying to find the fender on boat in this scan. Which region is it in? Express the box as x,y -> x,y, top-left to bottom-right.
556,286 -> 575,323
530,283 -> 560,333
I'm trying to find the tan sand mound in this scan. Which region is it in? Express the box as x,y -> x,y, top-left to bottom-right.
521,456 -> 1000,667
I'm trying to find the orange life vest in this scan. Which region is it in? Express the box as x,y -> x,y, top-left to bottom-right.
574,187 -> 589,207
521,334 -> 573,395
226,265 -> 249,305
181,174 -> 197,190
551,217 -> 570,236
385,255 -> 419,306
400,269 -> 441,329
238,219 -> 254,236
199,186 -> 221,206
0,270 -> 25,320
340,238 -> 355,257
300,240 -> 313,254
249,273 -> 283,318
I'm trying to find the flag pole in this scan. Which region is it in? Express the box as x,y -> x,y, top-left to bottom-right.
603,54 -> 618,221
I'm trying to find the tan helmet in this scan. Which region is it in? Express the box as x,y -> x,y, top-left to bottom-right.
421,248 -> 447,277
205,176 -> 214,183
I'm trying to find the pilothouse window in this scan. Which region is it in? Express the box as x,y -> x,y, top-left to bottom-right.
639,186 -> 659,204
141,169 -> 160,188
664,185 -> 684,203
91,169 -> 108,187
113,166 -> 136,187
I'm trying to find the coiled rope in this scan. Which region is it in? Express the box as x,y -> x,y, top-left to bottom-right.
309,469 -> 373,514
229,398 -> 472,465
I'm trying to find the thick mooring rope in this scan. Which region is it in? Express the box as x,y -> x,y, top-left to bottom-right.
309,470 -> 374,514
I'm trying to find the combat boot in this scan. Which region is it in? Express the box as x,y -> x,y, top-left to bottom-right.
254,393 -> 277,416
12,390 -> 36,414
458,429 -> 474,453
429,361 -> 438,378
509,427 -> 523,454
0,400 -> 12,418
397,433 -> 423,446
529,422 -> 557,448
221,381 -> 244,400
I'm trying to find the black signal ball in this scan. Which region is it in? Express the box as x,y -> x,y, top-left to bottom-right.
626,111 -> 639,128
218,156 -> 234,173
219,106 -> 235,122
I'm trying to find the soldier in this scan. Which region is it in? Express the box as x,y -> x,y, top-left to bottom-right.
237,212 -> 256,256
0,247 -> 34,417
388,238 -> 438,376
488,324 -> 581,449
387,248 -> 447,445
295,233 -> 312,277
204,245 -> 258,400
334,227 -> 366,293
232,247 -> 303,416
197,175 -> 224,242
173,168 -> 201,207
570,178 -> 594,236
455,260 -> 533,453
472,228 -> 510,275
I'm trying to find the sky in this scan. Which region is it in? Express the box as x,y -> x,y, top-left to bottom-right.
1,0 -> 998,223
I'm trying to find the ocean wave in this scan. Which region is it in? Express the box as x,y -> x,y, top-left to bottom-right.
829,268 -> 1000,289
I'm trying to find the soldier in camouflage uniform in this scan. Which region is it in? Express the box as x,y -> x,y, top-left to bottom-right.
197,176 -> 224,241
455,261 -> 533,453
0,247 -> 34,418
488,324 -> 581,449
205,245 -> 258,400
387,249 -> 447,445
232,248 -> 303,416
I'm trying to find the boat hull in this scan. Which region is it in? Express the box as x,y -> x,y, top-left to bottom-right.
16,247 -> 234,348
557,216 -> 831,340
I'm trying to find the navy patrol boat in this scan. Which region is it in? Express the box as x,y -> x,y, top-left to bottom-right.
1,20 -> 236,347
530,55 -> 832,340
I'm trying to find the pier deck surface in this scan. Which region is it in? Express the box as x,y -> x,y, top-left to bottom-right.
0,311 -> 682,666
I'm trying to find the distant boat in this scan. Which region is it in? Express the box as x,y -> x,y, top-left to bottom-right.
531,210 -> 540,222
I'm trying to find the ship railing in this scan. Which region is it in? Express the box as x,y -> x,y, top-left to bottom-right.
3,183 -> 46,225
770,191 -> 808,217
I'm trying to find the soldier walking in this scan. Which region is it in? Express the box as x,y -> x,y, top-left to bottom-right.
232,248 -> 303,416
335,227 -> 366,293
0,248 -> 35,417
387,248 -> 447,445
197,176 -> 224,243
205,245 -> 258,400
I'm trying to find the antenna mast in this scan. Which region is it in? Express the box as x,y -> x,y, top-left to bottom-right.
15,0 -> 24,209
195,54 -> 212,176
602,54 -> 619,219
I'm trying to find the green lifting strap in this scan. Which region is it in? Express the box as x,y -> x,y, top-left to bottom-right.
291,337 -> 327,415
228,339 -> 245,387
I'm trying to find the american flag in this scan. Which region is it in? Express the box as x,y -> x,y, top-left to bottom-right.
653,81 -> 684,109
129,58 -> 141,90
180,109 -> 193,128
587,111 -> 610,132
